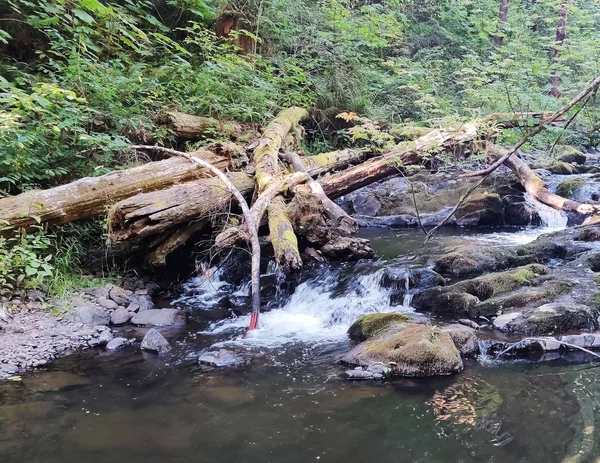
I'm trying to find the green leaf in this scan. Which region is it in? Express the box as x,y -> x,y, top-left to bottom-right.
72,8 -> 96,24
25,266 -> 37,276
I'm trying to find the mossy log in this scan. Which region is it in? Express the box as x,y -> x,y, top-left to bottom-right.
253,107 -> 309,270
268,196 -> 302,271
0,149 -> 231,231
253,107 -> 309,192
155,111 -> 246,141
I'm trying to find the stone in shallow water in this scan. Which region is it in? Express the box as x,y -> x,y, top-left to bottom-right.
106,337 -> 129,351
340,324 -> 463,377
198,349 -> 245,367
441,324 -> 478,356
494,303 -> 596,335
141,328 -> 171,353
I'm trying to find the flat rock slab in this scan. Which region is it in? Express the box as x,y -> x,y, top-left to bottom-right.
106,337 -> 129,351
131,309 -> 185,327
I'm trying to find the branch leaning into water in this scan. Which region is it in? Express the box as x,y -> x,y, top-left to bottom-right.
496,337 -> 600,360
131,145 -> 262,331
423,73 -> 600,246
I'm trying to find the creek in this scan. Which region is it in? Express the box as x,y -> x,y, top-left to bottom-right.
2,207 -> 599,463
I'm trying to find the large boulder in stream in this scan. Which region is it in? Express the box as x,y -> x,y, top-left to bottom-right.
341,323 -> 464,377
433,246 -> 536,277
492,303 -> 598,335
338,171 -> 516,227
412,264 -> 549,316
342,313 -> 476,378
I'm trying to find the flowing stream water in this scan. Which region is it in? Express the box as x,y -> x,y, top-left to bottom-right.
4,220 -> 600,463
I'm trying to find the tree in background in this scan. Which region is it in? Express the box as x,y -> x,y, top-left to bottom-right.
549,0 -> 571,97
493,0 -> 511,46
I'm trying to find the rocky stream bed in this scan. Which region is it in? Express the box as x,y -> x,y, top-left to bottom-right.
3,147 -> 600,462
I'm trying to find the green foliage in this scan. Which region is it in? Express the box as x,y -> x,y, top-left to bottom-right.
0,225 -> 54,291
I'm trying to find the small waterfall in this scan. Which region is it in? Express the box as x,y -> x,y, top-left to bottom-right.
205,267 -> 407,346
401,273 -> 413,309
524,193 -> 568,230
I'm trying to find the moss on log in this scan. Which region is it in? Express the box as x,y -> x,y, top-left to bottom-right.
254,107 -> 309,192
268,196 -> 302,271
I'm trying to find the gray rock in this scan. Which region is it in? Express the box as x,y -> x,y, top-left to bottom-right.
495,303 -> 597,335
98,330 -> 113,345
84,285 -> 110,299
493,312 -> 521,331
69,306 -> 110,327
141,328 -> 171,353
131,309 -> 185,327
198,349 -> 245,367
98,297 -> 119,310
441,324 -> 479,356
106,337 -> 128,350
345,368 -> 383,380
0,363 -> 19,374
126,302 -> 140,313
458,319 -> 481,330
108,286 -> 130,305
110,308 -> 133,325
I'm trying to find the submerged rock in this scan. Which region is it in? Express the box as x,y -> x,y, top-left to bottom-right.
340,324 -> 463,377
140,328 -> 171,353
198,349 -> 246,367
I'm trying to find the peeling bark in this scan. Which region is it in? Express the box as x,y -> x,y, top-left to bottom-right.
155,111 -> 250,141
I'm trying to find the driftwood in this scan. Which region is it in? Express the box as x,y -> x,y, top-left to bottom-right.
108,146 -> 367,247
490,145 -> 600,214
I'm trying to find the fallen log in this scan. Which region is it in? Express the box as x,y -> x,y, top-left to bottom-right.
251,107 -> 309,271
155,111 -> 250,141
0,147 -> 237,230
320,123 -> 480,199
109,147 -> 367,245
490,145 -> 600,214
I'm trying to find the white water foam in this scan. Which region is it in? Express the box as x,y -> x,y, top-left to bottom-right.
524,193 -> 568,230
205,268 -> 409,347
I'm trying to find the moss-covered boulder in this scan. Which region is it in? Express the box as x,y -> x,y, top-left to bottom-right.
434,246 -> 536,277
455,193 -> 504,226
412,265 -> 549,316
340,324 -> 463,377
492,303 -> 597,335
556,178 -> 586,199
347,312 -> 411,341
555,145 -> 587,165
475,278 -> 573,318
545,161 -> 578,175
